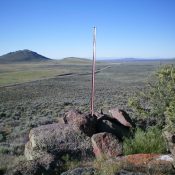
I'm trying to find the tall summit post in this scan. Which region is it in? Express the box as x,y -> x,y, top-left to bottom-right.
91,27 -> 96,116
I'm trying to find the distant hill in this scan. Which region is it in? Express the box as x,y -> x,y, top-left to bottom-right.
61,57 -> 92,64
99,57 -> 175,63
0,50 -> 51,63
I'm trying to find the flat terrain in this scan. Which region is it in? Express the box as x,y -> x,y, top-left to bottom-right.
0,61 -> 89,86
0,59 -> 174,169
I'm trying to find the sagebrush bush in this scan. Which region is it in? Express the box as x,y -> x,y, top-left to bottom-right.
93,158 -> 121,175
165,100 -> 175,132
123,127 -> 167,155
0,155 -> 25,173
128,65 -> 175,130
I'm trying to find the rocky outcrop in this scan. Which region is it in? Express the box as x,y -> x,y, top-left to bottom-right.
25,123 -> 93,161
25,109 -> 134,161
21,108 -> 137,174
91,132 -> 122,159
61,167 -> 97,175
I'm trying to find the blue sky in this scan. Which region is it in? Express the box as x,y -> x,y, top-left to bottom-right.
0,0 -> 175,59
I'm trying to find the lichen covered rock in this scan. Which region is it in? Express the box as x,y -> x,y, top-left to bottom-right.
122,154 -> 175,174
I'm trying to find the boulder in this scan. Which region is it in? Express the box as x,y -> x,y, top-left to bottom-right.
91,132 -> 122,159
61,167 -> 97,175
97,115 -> 133,140
109,108 -> 135,128
63,110 -> 97,136
25,123 -> 93,160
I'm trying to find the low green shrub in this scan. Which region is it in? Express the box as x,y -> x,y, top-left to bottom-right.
128,65 -> 175,129
165,100 -> 175,132
93,158 -> 121,175
0,146 -> 12,154
123,127 -> 167,155
62,154 -> 81,171
0,133 -> 4,142
61,154 -> 94,173
0,155 -> 25,173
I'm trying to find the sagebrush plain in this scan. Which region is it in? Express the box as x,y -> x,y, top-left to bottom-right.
0,59 -> 174,171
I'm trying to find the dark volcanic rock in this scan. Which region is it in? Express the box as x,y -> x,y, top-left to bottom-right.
61,167 -> 97,175
25,123 -> 93,160
109,108 -> 135,128
97,115 -> 133,140
91,132 -> 122,159
63,110 -> 97,136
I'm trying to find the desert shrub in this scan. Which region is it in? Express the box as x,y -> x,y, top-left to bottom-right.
164,100 -> 175,132
0,155 -> 25,173
0,143 -> 24,155
0,133 -> 5,142
62,154 -> 81,171
93,158 -> 121,175
11,143 -> 25,155
0,146 -> 10,154
128,65 -> 175,130
60,154 -> 96,174
123,127 -> 167,155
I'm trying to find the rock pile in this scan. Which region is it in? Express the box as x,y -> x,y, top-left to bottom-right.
9,108 -> 174,175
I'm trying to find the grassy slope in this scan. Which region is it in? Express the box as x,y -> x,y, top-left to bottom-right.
0,57 -> 99,86
61,57 -> 92,64
0,62 -> 80,86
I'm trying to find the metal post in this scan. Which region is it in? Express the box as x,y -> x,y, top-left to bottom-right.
91,27 -> 96,116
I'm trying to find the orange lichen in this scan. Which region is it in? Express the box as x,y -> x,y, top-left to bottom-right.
126,154 -> 160,166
